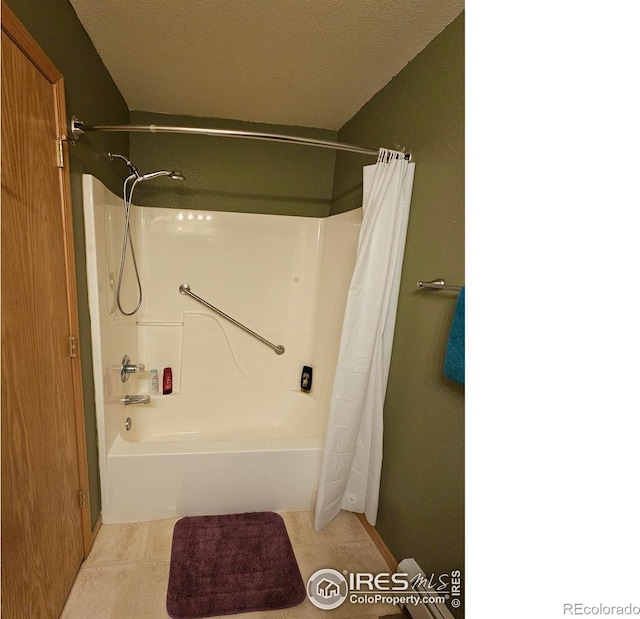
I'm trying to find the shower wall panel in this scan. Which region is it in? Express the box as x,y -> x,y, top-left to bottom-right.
82,176 -> 140,481
136,207 -> 323,393
83,175 -> 361,519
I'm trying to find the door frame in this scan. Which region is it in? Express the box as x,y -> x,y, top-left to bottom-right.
1,1 -> 93,555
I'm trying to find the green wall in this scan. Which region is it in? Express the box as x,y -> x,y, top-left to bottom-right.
5,0 -> 130,527
129,111 -> 337,217
332,12 -> 465,615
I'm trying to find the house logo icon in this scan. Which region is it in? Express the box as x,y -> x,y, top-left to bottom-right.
307,568 -> 348,609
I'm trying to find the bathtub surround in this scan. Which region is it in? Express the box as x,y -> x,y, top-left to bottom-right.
82,175 -> 140,494
82,175 -> 361,523
315,150 -> 416,530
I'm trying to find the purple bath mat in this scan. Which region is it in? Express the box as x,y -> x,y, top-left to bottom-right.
166,512 -> 306,618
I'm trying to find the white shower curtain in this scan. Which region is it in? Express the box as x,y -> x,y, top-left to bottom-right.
314,148 -> 415,530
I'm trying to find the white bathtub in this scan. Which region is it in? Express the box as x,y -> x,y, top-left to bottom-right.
101,313 -> 327,523
105,426 -> 323,524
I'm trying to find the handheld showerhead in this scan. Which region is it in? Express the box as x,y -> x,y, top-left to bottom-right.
110,155 -> 185,317
108,153 -> 185,183
138,170 -> 186,182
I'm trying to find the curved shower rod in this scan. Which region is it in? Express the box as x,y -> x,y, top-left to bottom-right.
70,116 -> 382,156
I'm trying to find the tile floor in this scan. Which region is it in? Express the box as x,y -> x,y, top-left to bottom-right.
61,510 -> 404,619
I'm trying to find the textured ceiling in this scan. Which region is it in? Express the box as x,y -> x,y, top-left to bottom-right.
68,0 -> 463,130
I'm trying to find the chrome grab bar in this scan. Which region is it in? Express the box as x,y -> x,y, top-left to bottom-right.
179,283 -> 285,355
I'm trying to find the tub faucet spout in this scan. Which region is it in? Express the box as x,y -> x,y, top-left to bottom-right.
123,394 -> 150,406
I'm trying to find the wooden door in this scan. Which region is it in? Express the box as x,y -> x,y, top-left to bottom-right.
1,5 -> 92,617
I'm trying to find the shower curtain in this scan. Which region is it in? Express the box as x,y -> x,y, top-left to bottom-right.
314,149 -> 415,530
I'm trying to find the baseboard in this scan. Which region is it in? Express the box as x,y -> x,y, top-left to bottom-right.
356,513 -> 398,572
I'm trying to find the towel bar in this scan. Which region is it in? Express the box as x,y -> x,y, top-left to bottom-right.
417,278 -> 462,292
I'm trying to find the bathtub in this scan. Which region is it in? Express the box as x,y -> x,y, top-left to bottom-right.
101,313 -> 328,523
105,417 -> 323,524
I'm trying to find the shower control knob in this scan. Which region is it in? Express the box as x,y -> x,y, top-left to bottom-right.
120,355 -> 145,383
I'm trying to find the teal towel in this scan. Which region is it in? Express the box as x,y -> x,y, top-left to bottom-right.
444,286 -> 465,385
